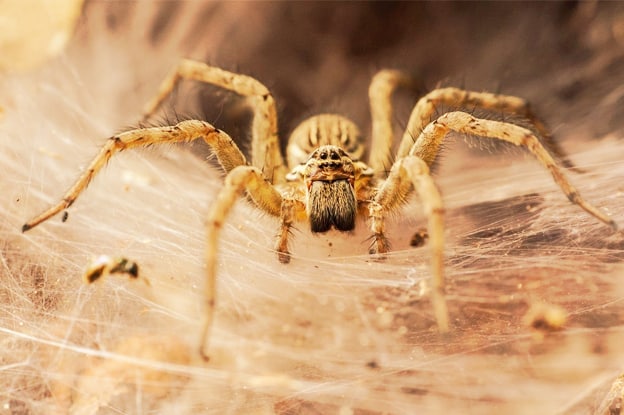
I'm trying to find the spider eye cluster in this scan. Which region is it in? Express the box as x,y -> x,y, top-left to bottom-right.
284,145 -> 357,183
314,146 -> 346,162
305,145 -> 355,178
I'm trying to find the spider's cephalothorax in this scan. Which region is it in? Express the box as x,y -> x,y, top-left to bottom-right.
23,60 -> 617,359
303,145 -> 359,233
303,145 -> 358,233
285,115 -> 374,233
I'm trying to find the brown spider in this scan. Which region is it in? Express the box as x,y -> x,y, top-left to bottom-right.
22,60 -> 616,359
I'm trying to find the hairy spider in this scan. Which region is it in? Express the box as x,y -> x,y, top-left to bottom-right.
22,60 -> 616,359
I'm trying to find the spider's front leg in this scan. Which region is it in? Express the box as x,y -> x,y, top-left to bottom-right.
369,156 -> 449,333
201,165 -> 284,359
22,120 -> 246,232
412,111 -> 617,229
140,59 -> 287,183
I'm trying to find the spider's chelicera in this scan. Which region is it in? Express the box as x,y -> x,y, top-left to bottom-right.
22,60 -> 617,359
301,146 -> 359,233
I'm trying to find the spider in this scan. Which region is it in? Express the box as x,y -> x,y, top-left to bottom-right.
22,59 -> 616,359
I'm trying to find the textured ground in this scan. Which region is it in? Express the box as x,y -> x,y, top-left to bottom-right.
2,2 -> 624,414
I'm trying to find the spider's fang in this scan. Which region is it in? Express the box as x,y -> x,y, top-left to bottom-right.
308,179 -> 357,233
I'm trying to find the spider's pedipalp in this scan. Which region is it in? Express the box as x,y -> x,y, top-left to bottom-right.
276,198 -> 304,264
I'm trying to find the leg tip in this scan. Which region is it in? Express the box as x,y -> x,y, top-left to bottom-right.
21,223 -> 32,233
609,219 -> 619,232
437,320 -> 451,334
368,233 -> 390,259
367,250 -> 388,262
277,251 -> 291,264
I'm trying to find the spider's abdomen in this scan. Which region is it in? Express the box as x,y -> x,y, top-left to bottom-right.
286,114 -> 365,168
308,179 -> 357,233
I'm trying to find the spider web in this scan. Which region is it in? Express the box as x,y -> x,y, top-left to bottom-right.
2,2 -> 624,414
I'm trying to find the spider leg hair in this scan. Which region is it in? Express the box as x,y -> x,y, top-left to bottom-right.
368,69 -> 415,177
411,111 -> 617,229
201,165 -> 283,359
369,156 -> 449,333
275,198 -> 305,264
396,87 -> 576,169
142,58 -> 286,183
22,120 -> 246,231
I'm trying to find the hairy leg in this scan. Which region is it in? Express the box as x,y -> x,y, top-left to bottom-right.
23,120 -> 246,231
409,111 -> 617,229
396,87 -> 573,169
368,69 -> 415,177
141,59 -> 287,183
275,197 -> 305,264
201,165 -> 283,359
369,155 -> 448,333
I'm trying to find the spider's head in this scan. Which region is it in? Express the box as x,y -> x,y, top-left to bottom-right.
287,145 -> 372,233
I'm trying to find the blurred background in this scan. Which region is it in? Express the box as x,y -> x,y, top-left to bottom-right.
81,1 -> 624,155
2,1 -> 624,414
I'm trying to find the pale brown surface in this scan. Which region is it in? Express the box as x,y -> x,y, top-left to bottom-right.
2,2 -> 624,414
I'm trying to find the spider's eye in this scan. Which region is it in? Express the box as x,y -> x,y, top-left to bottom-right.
319,151 -> 327,160
330,151 -> 340,161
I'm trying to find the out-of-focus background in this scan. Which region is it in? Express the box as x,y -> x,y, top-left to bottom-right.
2,1 -> 624,414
